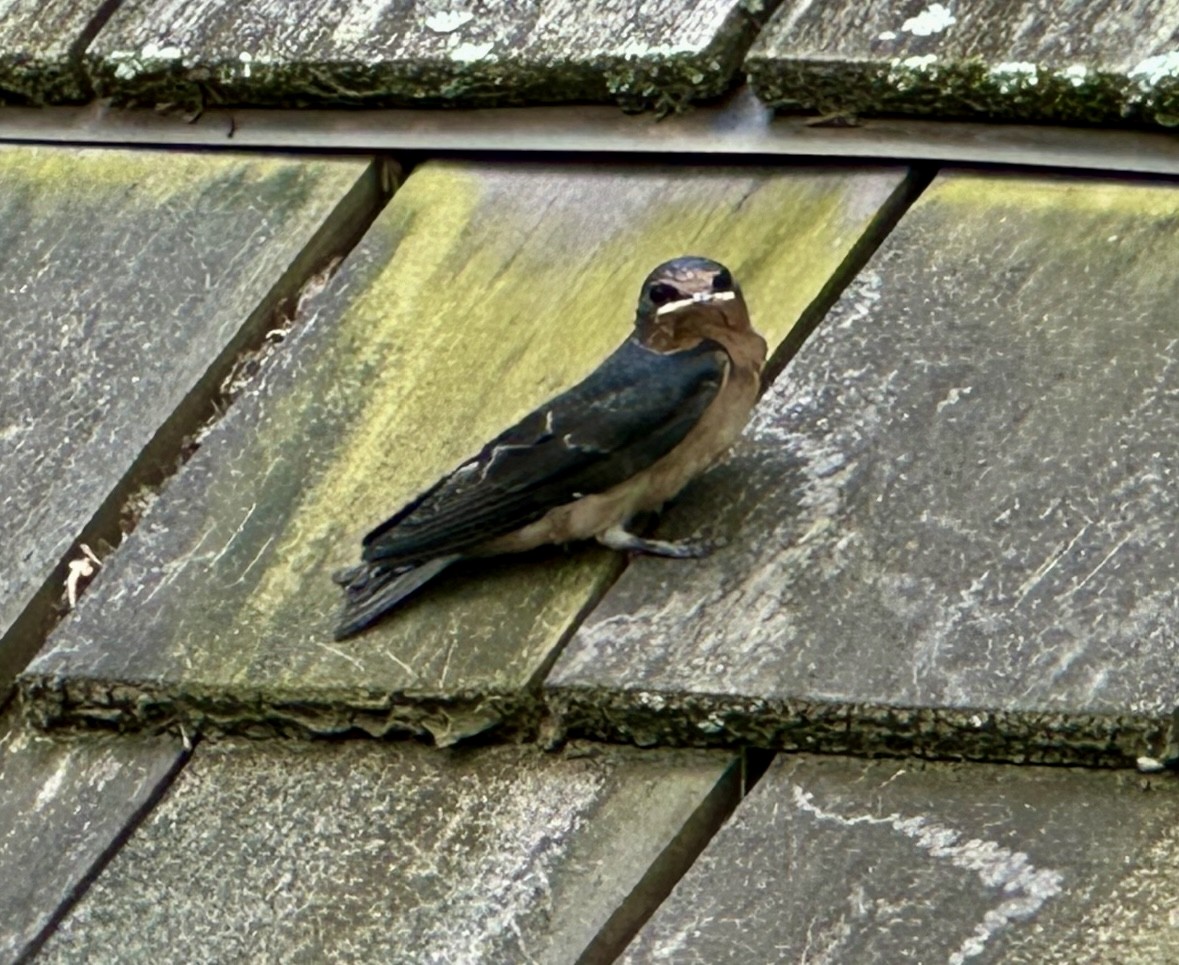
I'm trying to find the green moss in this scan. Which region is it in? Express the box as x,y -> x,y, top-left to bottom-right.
547,685 -> 1161,767
87,14 -> 756,112
20,671 -> 541,743
749,53 -> 1179,128
0,55 -> 90,104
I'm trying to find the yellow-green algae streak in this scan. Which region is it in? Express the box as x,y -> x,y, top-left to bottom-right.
145,161 -> 908,724
0,144 -> 349,212
930,171 -> 1179,216
921,172 -> 1179,302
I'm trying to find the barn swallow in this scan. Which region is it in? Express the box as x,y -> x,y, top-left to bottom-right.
333,256 -> 767,639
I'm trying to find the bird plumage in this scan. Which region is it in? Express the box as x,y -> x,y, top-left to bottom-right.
334,256 -> 766,639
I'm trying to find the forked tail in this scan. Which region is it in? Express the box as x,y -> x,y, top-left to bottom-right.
333,555 -> 460,640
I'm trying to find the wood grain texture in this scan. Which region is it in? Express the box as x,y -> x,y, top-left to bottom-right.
624,755 -> 1179,963
37,739 -> 736,964
548,171 -> 1179,767
86,0 -> 765,111
0,710 -> 183,962
0,0 -> 105,103
19,160 -> 910,743
748,0 -> 1179,126
0,147 -> 374,687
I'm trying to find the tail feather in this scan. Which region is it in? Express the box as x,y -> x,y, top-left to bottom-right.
333,555 -> 460,640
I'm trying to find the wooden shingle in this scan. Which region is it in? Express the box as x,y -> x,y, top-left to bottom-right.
86,0 -> 767,111
0,712 -> 183,961
37,740 -> 741,963
748,0 -> 1179,126
0,147 -> 378,687
549,171 -> 1179,767
625,755 -> 1179,962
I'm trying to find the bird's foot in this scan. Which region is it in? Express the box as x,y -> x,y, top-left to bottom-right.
597,525 -> 722,559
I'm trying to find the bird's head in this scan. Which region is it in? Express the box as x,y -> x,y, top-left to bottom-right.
634,257 -> 756,355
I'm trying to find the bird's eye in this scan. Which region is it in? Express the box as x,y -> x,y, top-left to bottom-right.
648,283 -> 680,306
712,267 -> 734,292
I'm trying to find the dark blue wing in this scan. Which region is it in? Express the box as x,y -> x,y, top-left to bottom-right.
361,336 -> 728,565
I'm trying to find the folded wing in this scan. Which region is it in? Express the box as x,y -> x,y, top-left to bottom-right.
361,336 -> 728,566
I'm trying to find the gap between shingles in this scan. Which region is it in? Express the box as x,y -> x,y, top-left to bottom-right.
575,747 -> 777,964
57,0 -> 130,107
15,734 -> 198,964
71,0 -> 127,63
0,156 -> 402,697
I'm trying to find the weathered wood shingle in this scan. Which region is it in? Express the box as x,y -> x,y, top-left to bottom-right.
0,712 -> 183,962
0,147 -> 377,687
748,0 -> 1179,126
0,0 -> 106,103
624,755 -> 1179,962
86,0 -> 767,111
36,740 -> 740,963
548,171 -> 1179,767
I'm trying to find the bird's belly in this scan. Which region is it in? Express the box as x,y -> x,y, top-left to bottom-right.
632,373 -> 758,510
479,370 -> 760,554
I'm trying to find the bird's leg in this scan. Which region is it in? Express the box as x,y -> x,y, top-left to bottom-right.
597,524 -> 716,559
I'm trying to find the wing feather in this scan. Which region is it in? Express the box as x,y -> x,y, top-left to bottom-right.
361,336 -> 728,565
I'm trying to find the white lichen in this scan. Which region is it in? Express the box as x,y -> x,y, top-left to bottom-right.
1130,51 -> 1179,89
989,61 -> 1039,92
613,39 -> 699,59
107,41 -> 184,80
901,3 -> 957,37
889,52 -> 939,88
450,41 -> 494,63
899,53 -> 938,70
141,41 -> 183,60
425,10 -> 475,33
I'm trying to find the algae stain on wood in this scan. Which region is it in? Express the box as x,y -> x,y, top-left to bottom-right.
919,173 -> 1179,301
0,145 -> 371,689
0,145 -> 340,210
928,171 -> 1179,217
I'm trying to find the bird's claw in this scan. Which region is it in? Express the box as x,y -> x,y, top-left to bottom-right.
655,536 -> 722,559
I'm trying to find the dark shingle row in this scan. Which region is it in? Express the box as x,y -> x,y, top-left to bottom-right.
1,0 -> 769,112
4,0 -> 1179,125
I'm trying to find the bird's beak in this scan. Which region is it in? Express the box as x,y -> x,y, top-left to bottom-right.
654,289 -> 737,317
